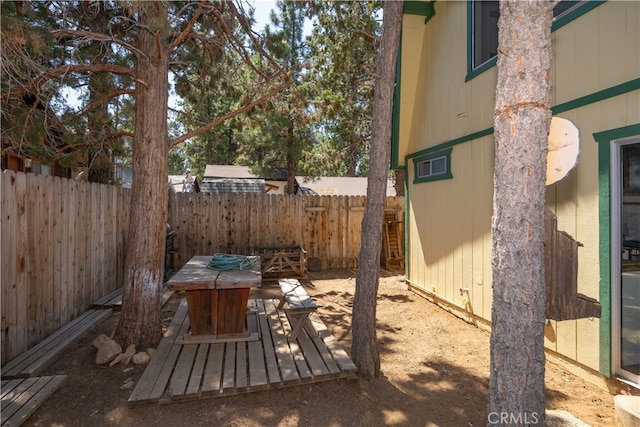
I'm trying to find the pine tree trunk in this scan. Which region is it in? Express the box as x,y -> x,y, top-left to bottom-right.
488,1 -> 553,425
287,122 -> 296,194
351,0 -> 402,379
86,7 -> 113,185
114,2 -> 168,350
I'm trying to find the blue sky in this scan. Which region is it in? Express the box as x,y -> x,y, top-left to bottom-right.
251,0 -> 277,32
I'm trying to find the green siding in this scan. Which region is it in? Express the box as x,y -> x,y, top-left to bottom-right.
553,79 -> 640,115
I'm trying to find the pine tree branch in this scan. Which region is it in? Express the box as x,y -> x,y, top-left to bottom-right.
51,29 -> 146,57
169,80 -> 291,148
168,1 -> 205,51
35,64 -> 135,88
105,130 -> 135,140
210,1 -> 290,81
81,89 -> 135,115
2,64 -> 135,103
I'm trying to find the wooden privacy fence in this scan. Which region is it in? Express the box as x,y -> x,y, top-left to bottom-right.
167,192 -> 404,270
1,171 -> 131,364
1,169 -> 403,364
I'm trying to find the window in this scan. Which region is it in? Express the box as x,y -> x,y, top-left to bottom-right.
467,0 -> 605,80
472,1 -> 499,72
418,156 -> 446,177
413,148 -> 453,183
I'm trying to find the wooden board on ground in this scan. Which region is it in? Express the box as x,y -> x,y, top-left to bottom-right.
1,375 -> 66,427
92,284 -> 174,309
1,310 -> 112,380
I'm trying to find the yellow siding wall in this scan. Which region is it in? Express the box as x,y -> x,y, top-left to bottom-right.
402,1 -> 640,373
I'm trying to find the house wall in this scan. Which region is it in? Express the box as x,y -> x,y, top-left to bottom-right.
400,0 -> 639,376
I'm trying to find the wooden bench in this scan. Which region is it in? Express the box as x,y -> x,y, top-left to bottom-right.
1,309 -> 112,380
1,375 -> 66,426
277,279 -> 318,340
92,284 -> 174,309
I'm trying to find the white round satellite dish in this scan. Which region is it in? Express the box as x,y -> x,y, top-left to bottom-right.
547,117 -> 580,186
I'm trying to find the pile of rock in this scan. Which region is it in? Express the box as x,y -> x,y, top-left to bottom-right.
92,334 -> 155,367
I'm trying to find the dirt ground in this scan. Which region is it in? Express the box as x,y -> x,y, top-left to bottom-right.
25,269 -> 637,426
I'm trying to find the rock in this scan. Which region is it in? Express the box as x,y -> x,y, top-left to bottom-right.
122,344 -> 136,366
95,339 -> 122,365
120,378 -> 135,390
132,351 -> 150,365
91,334 -> 110,350
109,353 -> 123,367
146,347 -> 155,358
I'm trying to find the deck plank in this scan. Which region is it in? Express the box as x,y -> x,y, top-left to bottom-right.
1,375 -> 66,427
222,344 -> 236,391
235,342 -> 248,390
201,343 -> 224,394
168,342 -> 197,398
149,309 -> 192,401
310,314 -> 357,372
255,300 -> 281,385
128,300 -> 188,403
247,310 -> 267,387
265,299 -> 300,384
296,329 -> 331,377
185,345 -> 208,397
280,310 -> 313,380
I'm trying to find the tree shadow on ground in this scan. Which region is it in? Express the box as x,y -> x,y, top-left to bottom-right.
125,358 -> 489,427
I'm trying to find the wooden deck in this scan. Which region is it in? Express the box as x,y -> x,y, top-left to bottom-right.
1,376 -> 66,427
129,297 -> 357,405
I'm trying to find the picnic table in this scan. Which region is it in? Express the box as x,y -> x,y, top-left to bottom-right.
167,255 -> 261,342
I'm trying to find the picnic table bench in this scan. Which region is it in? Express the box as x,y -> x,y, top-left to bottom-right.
277,278 -> 318,340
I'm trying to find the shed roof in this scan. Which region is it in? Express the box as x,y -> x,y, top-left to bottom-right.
200,178 -> 266,194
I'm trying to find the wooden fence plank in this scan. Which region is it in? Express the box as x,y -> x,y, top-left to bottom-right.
1,171 -> 19,363
14,172 -> 28,361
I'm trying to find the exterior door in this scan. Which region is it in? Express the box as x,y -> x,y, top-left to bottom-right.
613,139 -> 640,385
